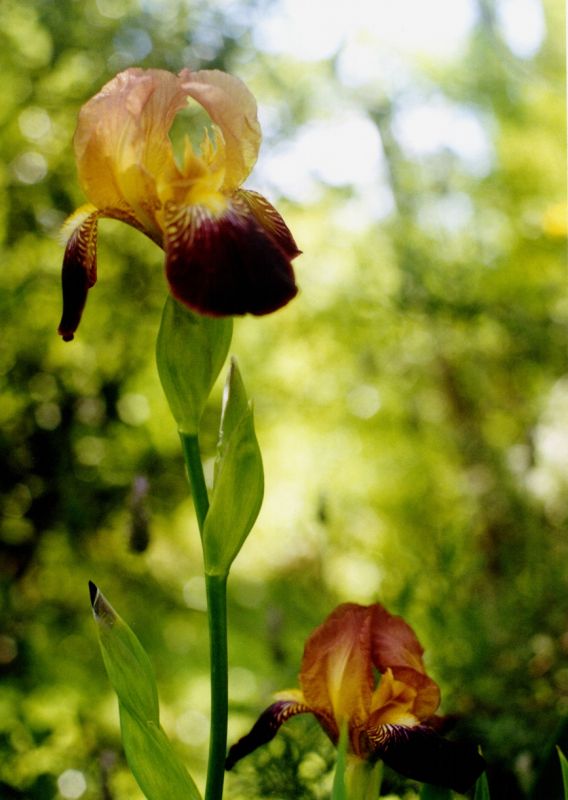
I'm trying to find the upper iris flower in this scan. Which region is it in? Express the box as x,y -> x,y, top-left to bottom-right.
58,68 -> 301,341
226,603 -> 485,794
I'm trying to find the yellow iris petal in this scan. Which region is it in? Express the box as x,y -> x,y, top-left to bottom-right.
74,68 -> 188,239
179,69 -> 261,192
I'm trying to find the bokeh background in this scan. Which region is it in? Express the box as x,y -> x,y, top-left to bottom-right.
0,0 -> 566,797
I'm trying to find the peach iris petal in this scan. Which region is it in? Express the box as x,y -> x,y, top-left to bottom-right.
300,604 -> 374,729
74,68 -> 187,237
179,69 -> 261,192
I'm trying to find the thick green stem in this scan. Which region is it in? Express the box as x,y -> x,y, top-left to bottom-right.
204,573 -> 229,800
345,757 -> 383,800
179,432 -> 209,534
179,432 -> 229,800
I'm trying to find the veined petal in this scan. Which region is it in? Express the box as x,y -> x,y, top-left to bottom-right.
58,205 -> 101,341
58,204 -> 153,341
225,696 -> 311,771
237,190 -> 302,259
299,604 -> 374,731
163,197 -> 298,317
74,68 -> 187,236
370,724 -> 485,794
179,69 -> 261,192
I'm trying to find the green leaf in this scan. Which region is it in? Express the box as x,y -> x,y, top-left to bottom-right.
202,359 -> 264,576
474,771 -> 491,800
120,703 -> 201,800
558,748 -> 568,800
89,581 -> 159,723
89,583 -> 201,800
420,785 -> 453,800
156,295 -> 232,434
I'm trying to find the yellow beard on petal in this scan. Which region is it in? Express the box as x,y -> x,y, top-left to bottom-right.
186,179 -> 228,214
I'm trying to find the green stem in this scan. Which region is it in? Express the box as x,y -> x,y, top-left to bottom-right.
345,757 -> 383,800
179,432 -> 209,534
204,573 -> 229,800
179,432 -> 228,800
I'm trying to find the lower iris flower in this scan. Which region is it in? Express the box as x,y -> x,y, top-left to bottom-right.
226,603 -> 485,794
58,67 -> 300,341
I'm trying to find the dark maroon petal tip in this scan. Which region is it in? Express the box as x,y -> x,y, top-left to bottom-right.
375,724 -> 485,794
164,201 -> 299,318
58,212 -> 100,341
226,700 -> 309,771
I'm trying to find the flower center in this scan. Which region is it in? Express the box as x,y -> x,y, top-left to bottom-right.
369,668 -> 419,727
159,126 -> 228,217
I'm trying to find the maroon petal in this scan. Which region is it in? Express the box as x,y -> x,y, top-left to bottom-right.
371,724 -> 485,794
225,699 -> 310,771
164,198 -> 299,317
57,207 -> 156,341
57,210 -> 101,341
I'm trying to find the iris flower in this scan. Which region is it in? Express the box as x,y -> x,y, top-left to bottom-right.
226,603 -> 484,794
58,68 -> 300,341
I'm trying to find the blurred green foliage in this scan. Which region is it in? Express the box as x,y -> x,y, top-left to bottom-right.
0,0 -> 566,798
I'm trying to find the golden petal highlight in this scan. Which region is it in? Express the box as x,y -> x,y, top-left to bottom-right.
299,604 -> 374,730
74,68 -> 187,236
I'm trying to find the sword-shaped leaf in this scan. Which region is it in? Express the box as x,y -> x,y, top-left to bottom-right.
89,582 -> 201,800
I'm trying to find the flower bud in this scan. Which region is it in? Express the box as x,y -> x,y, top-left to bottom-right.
156,295 -> 232,434
203,359 -> 264,575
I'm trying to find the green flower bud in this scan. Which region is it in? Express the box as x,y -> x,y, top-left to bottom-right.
203,359 -> 264,576
156,296 -> 232,434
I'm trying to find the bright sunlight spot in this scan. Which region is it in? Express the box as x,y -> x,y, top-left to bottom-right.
497,0 -> 546,58
57,769 -> 87,799
254,0 -> 478,61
